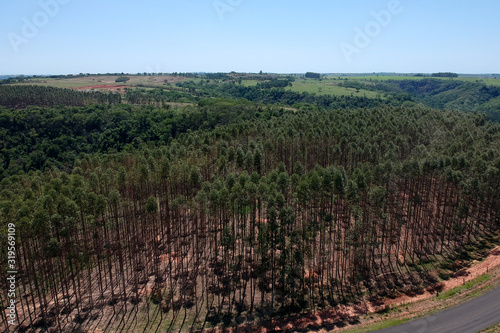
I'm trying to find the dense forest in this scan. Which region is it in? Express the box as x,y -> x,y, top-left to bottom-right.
0,86 -> 121,109
0,77 -> 500,332
0,99 -> 286,179
0,81 -> 393,181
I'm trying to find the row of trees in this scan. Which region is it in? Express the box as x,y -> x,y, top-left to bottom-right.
1,104 -> 499,331
0,85 -> 121,109
431,72 -> 459,78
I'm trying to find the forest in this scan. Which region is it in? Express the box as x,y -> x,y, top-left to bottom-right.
0,97 -> 286,180
338,78 -> 500,121
0,85 -> 121,109
0,76 -> 499,332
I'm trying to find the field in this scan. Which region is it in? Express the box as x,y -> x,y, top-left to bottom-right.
12,75 -> 188,89
330,75 -> 500,87
239,78 -> 381,97
10,75 -> 386,99
9,74 -> 500,102
287,78 -> 382,98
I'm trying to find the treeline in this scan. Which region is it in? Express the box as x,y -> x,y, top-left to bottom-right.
0,101 -> 287,179
0,76 -> 29,85
1,105 -> 499,331
255,79 -> 294,89
0,85 -> 121,108
432,72 -> 459,78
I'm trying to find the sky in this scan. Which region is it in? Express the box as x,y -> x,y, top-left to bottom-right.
1,0 -> 500,75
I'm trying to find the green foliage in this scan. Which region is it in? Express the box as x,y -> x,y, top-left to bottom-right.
145,196 -> 158,214
437,274 -> 491,300
115,76 -> 131,83
175,79 -> 386,109
126,88 -> 196,104
0,102 -> 287,179
0,85 -> 121,108
1,75 -> 500,329
339,78 -> 500,121
305,72 -> 321,79
432,72 -> 459,78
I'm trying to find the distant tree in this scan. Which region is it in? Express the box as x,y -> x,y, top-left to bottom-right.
431,72 -> 458,78
305,72 -> 321,79
115,76 -> 131,83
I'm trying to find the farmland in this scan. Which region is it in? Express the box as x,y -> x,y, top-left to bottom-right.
11,75 -> 187,89
287,78 -> 381,98
9,75 -> 384,98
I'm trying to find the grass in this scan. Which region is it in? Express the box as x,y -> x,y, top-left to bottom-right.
236,78 -> 382,98
326,75 -> 500,87
437,274 -> 491,301
345,318 -> 411,333
287,79 -> 381,98
336,75 -> 429,81
453,77 -> 500,87
240,79 -> 260,87
9,75 -> 188,89
14,75 -> 500,97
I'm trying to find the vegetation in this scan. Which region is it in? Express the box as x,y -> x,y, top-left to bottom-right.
0,100 -> 284,179
174,79 -> 386,109
305,72 -> 321,79
480,323 -> 500,333
338,78 -> 500,121
125,87 -> 197,105
350,318 -> 411,332
0,73 -> 499,331
0,85 -> 121,108
115,76 -> 131,83
437,274 -> 491,300
432,72 -> 459,78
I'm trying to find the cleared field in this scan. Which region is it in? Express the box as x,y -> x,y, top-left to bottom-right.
287,78 -> 382,98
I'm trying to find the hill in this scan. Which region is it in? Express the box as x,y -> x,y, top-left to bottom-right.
0,73 -> 499,332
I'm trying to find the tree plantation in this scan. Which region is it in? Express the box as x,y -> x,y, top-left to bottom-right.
0,85 -> 121,109
0,79 -> 500,332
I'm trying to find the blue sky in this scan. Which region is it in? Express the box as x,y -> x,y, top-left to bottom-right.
1,0 -> 499,75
